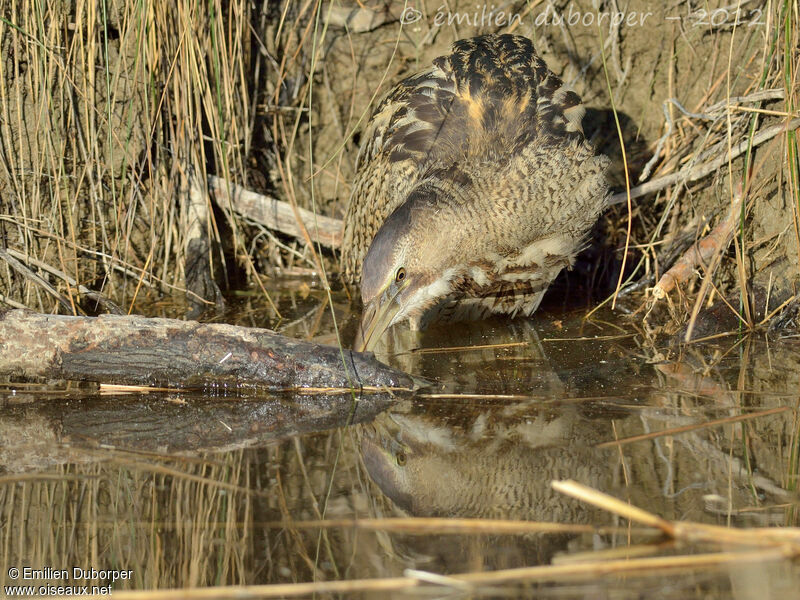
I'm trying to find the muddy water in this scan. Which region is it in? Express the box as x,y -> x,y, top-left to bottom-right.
1,287 -> 800,598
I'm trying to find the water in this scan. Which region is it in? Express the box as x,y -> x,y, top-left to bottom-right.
2,287 -> 799,598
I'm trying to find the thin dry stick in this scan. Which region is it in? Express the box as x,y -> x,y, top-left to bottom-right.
505,0 -> 546,33
553,480 -> 672,532
551,540 -> 670,564
408,341 -> 529,354
596,405 -> 791,448
724,13 -> 753,329
281,385 -> 412,395
607,117 -> 800,205
98,384 -> 412,395
541,334 -> 635,341
652,184 -> 744,300
683,183 -> 746,341
757,291 -> 800,326
252,516 -> 655,537
417,393 -> 537,401
596,16 -> 633,310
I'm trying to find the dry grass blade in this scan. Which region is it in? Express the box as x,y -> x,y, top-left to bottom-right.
99,384 -> 178,393
94,548 -> 795,599
541,334 -> 635,342
553,480 -> 800,549
253,516 -> 657,537
283,385 -> 412,395
552,480 -> 673,533
407,341 -> 529,354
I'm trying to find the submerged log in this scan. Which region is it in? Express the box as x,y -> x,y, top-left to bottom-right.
0,309 -> 417,392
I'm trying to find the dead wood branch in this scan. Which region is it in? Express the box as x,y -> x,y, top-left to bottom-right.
209,175 -> 343,249
608,117 -> 800,205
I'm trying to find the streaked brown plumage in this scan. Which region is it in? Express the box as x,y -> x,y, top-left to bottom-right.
342,34 -> 610,351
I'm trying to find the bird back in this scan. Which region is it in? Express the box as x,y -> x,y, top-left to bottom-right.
341,34 -> 595,284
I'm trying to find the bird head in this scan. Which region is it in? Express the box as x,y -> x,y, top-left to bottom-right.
354,188 -> 456,352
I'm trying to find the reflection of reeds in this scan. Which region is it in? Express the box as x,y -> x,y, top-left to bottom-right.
596,405 -> 791,449
3,340 -> 800,594
0,451 -> 254,590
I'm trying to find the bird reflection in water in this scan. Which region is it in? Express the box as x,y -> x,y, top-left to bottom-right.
358,400 -> 613,570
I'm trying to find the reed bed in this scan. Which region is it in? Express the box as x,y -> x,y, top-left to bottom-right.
0,0 -> 795,335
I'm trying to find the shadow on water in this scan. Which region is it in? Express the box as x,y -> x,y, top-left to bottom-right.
2,287 -> 800,598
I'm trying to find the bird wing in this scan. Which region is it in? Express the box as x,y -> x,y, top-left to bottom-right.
341,34 -> 589,284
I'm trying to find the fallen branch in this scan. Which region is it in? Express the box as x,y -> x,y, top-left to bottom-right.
0,309 -> 415,392
208,175 -> 343,249
596,406 -> 790,449
608,117 -> 800,205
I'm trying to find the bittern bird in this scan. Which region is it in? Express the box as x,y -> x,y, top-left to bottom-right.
342,34 -> 610,352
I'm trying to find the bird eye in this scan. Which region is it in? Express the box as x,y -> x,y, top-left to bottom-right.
395,451 -> 407,466
395,267 -> 406,283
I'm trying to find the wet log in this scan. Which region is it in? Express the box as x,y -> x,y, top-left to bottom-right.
0,309 -> 416,392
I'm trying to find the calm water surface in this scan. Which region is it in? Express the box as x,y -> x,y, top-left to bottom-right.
2,286 -> 799,598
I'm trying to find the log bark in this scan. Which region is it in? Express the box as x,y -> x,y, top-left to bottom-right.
0,309 -> 417,392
